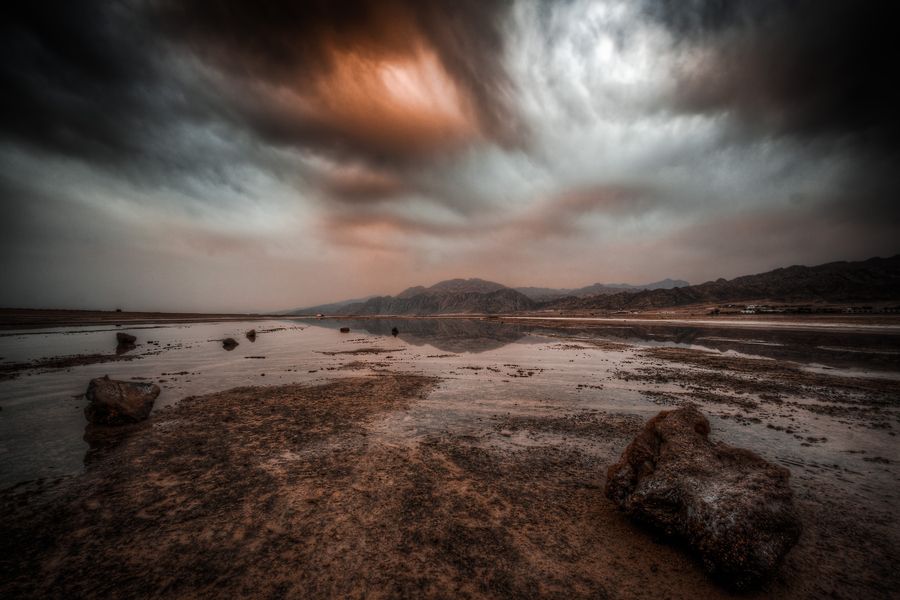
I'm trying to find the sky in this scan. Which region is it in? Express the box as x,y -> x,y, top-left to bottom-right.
1,0 -> 898,312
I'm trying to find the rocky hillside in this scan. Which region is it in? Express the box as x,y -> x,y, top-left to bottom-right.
280,295 -> 377,315
290,277 -> 685,315
397,278 -> 507,298
547,255 -> 900,311
288,257 -> 899,316
289,278 -> 529,316
515,278 -> 689,301
335,287 -> 535,316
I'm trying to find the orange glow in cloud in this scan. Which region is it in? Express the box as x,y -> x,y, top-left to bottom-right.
291,42 -> 479,157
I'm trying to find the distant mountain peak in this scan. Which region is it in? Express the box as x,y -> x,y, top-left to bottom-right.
398,278 -> 509,298
330,286 -> 534,316
424,278 -> 508,294
396,285 -> 427,299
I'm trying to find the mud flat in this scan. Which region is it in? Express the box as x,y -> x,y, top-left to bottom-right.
1,319 -> 898,598
0,352 -> 142,381
2,365 -> 898,598
0,308 -> 278,330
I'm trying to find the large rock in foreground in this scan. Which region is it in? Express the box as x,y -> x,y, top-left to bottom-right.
605,406 -> 801,588
84,376 -> 160,425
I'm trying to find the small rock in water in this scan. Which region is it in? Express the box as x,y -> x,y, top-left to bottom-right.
391,327 -> 399,336
222,338 -> 239,350
84,375 -> 160,425
340,327 -> 350,333
605,405 -> 801,589
116,332 -> 136,345
246,329 -> 257,341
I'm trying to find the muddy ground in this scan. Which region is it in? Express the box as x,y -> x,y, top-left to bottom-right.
0,352 -> 141,381
2,367 -> 897,599
620,346 -> 900,432
0,309 -> 278,330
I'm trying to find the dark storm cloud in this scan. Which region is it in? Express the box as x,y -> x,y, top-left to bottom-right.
318,182 -> 660,252
0,2 -> 162,164
153,0 -> 524,165
317,165 -> 409,204
2,0 -> 898,312
639,0 -> 900,232
512,183 -> 660,239
0,1 -> 266,191
1,0 -> 524,214
644,0 -> 900,148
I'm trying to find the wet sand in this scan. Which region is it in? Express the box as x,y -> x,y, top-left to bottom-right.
505,314 -> 900,333
1,319 -> 898,598
2,375 -> 897,598
0,352 -> 141,381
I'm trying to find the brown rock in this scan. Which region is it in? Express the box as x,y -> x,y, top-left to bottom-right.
605,406 -> 801,588
84,376 -> 160,425
246,329 -> 257,341
340,327 -> 350,333
116,332 -> 136,345
222,338 -> 239,350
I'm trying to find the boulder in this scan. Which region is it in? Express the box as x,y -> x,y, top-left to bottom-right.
246,329 -> 257,341
116,332 -> 136,345
84,375 -> 160,425
605,406 -> 801,588
391,327 -> 399,336
222,337 -> 239,350
340,327 -> 350,333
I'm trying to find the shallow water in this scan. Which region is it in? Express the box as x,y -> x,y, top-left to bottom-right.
1,317 -> 898,511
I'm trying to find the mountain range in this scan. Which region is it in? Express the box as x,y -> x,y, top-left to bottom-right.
287,255 -> 900,316
550,255 -> 900,312
328,286 -> 534,316
513,278 -> 689,301
280,295 -> 377,316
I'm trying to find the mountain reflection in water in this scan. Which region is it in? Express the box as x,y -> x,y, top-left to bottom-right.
303,318 -> 900,371
298,318 -> 532,354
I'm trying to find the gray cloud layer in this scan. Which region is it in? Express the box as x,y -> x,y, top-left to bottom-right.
1,0 -> 897,311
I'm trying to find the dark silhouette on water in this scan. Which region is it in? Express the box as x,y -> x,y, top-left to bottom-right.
302,318 -> 531,353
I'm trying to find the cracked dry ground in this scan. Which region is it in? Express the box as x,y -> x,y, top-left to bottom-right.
1,371 -> 897,599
